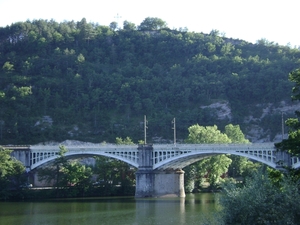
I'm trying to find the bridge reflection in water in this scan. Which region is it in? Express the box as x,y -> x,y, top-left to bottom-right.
0,193 -> 217,225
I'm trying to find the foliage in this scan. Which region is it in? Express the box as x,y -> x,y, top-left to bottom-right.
218,170 -> 300,225
184,124 -> 254,190
93,156 -> 136,195
36,144 -> 136,197
0,147 -> 26,200
183,164 -> 197,193
38,145 -> 93,196
186,124 -> 231,144
62,161 -> 93,196
0,19 -> 299,144
197,155 -> 232,189
224,124 -> 249,143
275,69 -> 300,159
267,167 -> 284,187
227,155 -> 260,179
38,145 -> 68,187
138,17 -> 168,30
115,136 -> 135,145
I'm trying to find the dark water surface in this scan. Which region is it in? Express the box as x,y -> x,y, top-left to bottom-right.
0,193 -> 218,225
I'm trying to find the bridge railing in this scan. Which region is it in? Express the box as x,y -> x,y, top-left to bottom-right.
153,143 -> 275,150
30,144 -> 139,151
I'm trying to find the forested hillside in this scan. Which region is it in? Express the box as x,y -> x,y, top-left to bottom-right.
0,18 -> 299,144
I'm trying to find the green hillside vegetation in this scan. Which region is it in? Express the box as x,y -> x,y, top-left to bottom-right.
0,17 -> 300,144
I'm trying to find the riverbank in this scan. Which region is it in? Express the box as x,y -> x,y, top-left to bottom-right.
1,186 -> 136,201
2,185 -> 221,201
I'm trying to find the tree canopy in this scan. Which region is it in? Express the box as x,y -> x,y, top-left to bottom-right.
276,68 -> 300,157
186,124 -> 231,143
0,147 -> 26,199
138,17 -> 168,30
219,170 -> 300,225
184,124 -> 254,190
225,124 -> 250,144
0,18 -> 299,144
38,145 -> 93,197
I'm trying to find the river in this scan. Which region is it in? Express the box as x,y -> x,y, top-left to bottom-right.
0,193 -> 219,225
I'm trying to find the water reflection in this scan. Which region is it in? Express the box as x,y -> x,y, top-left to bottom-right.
0,193 -> 217,225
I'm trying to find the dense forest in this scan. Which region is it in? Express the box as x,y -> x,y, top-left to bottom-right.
0,17 -> 300,144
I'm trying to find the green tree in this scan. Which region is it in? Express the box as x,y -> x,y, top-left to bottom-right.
38,145 -> 68,188
138,17 -> 168,31
227,155 -> 260,179
109,22 -> 118,31
62,161 -> 92,196
185,124 -> 231,190
2,61 -> 15,72
0,147 -> 26,199
185,124 -> 255,191
76,18 -> 95,44
186,124 -> 231,144
225,124 -> 250,143
198,155 -> 232,189
224,125 -> 258,182
218,170 -> 300,225
94,156 -> 136,195
38,145 -> 93,196
123,20 -> 136,30
115,136 -> 135,145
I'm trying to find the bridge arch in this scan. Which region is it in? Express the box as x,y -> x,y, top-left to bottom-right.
153,150 -> 277,170
152,143 -> 278,170
30,150 -> 139,170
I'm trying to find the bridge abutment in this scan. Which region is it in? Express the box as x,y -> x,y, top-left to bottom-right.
135,144 -> 185,198
8,146 -> 31,168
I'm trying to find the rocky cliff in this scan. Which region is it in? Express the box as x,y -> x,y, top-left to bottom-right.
202,100 -> 300,143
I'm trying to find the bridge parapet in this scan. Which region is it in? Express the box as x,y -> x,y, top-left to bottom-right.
153,143 -> 275,150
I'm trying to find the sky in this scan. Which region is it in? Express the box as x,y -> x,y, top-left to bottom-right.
0,0 -> 299,47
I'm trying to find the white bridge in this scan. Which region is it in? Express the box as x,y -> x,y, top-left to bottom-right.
27,143 -> 297,170
9,143 -> 299,197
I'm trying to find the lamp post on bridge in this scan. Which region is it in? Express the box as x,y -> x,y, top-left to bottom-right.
144,115 -> 147,144
172,118 -> 176,147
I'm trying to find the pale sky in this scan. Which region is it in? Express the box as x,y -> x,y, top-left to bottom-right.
0,0 -> 299,47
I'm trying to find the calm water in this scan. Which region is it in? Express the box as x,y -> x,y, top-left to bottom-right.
0,193 -> 219,225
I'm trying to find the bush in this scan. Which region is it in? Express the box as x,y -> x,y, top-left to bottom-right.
217,170 -> 300,225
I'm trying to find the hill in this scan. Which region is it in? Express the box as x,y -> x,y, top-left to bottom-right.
0,18 -> 300,144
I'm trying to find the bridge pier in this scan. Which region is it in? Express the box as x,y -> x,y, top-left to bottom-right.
275,150 -> 292,169
135,144 -> 185,198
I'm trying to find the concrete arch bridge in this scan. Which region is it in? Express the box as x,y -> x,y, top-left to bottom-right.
9,143 -> 298,197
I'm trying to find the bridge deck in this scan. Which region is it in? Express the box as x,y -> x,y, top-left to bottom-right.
27,143 -> 283,169
8,143 -> 299,170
